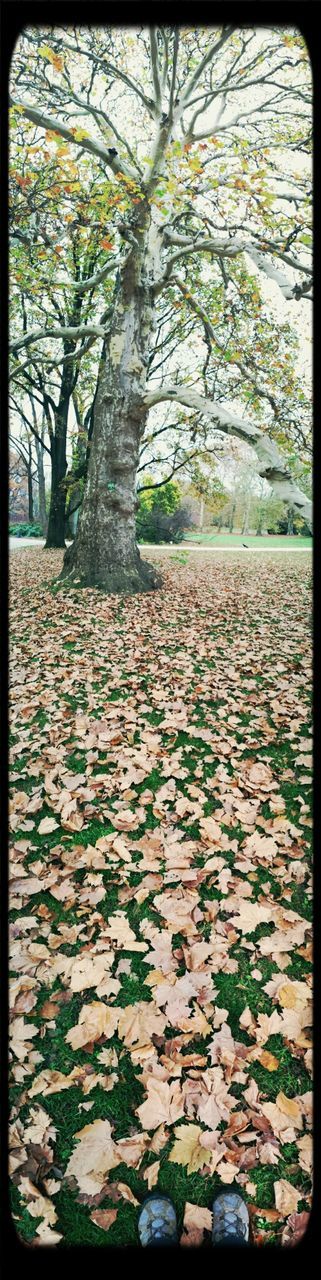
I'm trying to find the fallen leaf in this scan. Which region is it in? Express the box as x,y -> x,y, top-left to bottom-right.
66,1003 -> 119,1050
90,1208 -> 118,1231
274,1179 -> 302,1216
38,817 -> 59,835
65,1119 -> 119,1195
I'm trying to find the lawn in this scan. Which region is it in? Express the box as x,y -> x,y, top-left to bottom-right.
184,533 -> 312,549
9,548 -> 312,1249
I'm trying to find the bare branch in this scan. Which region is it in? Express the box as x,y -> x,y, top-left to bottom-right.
149,29 -> 162,112
10,324 -> 106,356
143,383 -> 312,526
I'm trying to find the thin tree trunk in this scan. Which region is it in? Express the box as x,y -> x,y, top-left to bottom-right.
45,362 -> 74,548
27,442 -> 33,523
199,497 -> 204,529
35,436 -> 47,534
241,498 -> 250,536
61,224 -> 162,593
287,506 -> 294,535
45,437 -> 67,548
229,500 -> 236,533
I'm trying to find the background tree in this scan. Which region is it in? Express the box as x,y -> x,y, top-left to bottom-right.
9,25 -> 312,589
9,119 -> 116,545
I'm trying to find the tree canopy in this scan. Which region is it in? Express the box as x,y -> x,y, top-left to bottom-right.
9,23 -> 312,584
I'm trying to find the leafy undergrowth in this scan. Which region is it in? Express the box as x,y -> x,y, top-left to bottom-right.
9,548 -> 312,1249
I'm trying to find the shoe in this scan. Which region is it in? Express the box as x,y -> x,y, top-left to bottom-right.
138,1192 -> 178,1246
212,1192 -> 250,1246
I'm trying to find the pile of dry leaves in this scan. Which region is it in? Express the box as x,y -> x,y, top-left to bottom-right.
9,549 -> 312,1247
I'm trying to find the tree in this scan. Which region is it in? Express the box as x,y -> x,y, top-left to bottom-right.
184,459 -> 227,529
9,430 -> 36,523
136,474 -> 191,542
9,449 -> 29,522
9,124 -> 115,546
9,25 -> 312,590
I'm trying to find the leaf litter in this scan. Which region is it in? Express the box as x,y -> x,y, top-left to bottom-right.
9,549 -> 312,1246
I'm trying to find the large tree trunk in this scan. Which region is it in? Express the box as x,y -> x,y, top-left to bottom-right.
61,227 -> 162,593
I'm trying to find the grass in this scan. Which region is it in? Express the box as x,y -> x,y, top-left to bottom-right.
183,532 -> 313,549
9,547 -> 312,1248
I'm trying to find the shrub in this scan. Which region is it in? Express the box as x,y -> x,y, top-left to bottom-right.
9,522 -> 43,538
136,477 -> 193,543
136,503 -> 193,544
271,515 -> 312,537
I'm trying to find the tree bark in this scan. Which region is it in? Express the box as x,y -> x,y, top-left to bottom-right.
61,217 -> 162,593
35,435 -> 47,534
287,506 -> 294,535
241,498 -> 250,536
45,362 -> 74,548
229,500 -> 236,533
45,435 -> 67,548
27,444 -> 34,524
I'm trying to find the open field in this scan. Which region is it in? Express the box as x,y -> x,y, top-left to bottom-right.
9,548 -> 312,1247
183,533 -> 312,550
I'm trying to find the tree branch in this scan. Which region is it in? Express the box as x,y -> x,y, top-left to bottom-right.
149,28 -> 162,112
10,324 -> 106,356
143,384 -> 312,526
10,97 -> 140,184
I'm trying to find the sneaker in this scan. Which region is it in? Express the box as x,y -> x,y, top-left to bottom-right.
212,1192 -> 250,1246
138,1193 -> 178,1247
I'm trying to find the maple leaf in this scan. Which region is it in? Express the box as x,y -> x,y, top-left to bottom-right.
281,1211 -> 310,1246
38,817 -> 59,835
115,1182 -> 140,1205
228,899 -> 273,935
114,1132 -> 149,1167
181,1201 -> 212,1246
66,1002 -> 119,1050
118,1001 -> 166,1047
10,1016 -> 38,1061
169,1123 -> 211,1175
274,1179 -> 302,1217
65,1119 -> 120,1195
143,1159 -> 160,1189
90,1208 -> 118,1231
69,953 -> 114,992
137,1078 -> 184,1130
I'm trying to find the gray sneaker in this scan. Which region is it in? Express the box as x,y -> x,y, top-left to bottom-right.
138,1193 -> 178,1247
212,1192 -> 250,1246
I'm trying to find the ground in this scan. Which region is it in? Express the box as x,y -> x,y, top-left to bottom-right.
9,547 -> 312,1249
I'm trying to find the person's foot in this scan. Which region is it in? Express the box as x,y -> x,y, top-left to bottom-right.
212,1192 -> 250,1246
138,1193 -> 178,1246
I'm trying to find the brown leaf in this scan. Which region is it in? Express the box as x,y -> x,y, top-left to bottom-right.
90,1208 -> 118,1231
281,1211 -> 310,1246
274,1179 -> 302,1216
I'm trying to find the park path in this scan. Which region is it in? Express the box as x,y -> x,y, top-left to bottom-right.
9,537 -> 311,552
